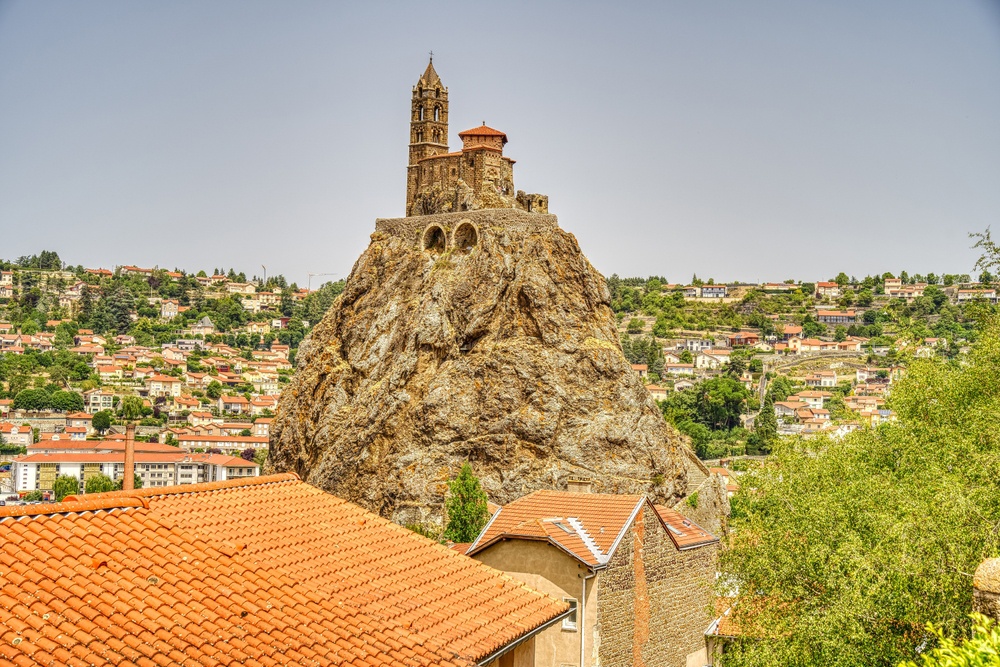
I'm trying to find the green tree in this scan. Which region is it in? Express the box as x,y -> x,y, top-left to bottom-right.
113,473 -> 143,490
53,474 -> 79,501
833,325 -> 848,342
206,380 -> 223,400
12,388 -> 50,411
443,463 -> 489,543
23,490 -> 43,502
626,318 -> 644,334
678,349 -> 694,364
120,395 -> 144,421
84,473 -> 116,494
50,390 -> 84,412
752,393 -> 777,454
719,317 -> 1000,667
899,614 -> 1000,667
834,271 -> 850,287
92,410 -> 112,434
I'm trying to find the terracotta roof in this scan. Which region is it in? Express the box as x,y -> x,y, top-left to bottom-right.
29,475 -> 567,666
653,506 -> 719,549
458,125 -> 508,143
468,490 -> 716,566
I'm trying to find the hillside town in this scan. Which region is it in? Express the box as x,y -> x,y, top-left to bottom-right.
0,256 -> 347,497
2,256 -> 995,495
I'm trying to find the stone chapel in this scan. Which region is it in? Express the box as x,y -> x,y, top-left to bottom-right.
405,58 -> 548,217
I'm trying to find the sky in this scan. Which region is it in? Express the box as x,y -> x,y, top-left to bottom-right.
1,1 -> 999,286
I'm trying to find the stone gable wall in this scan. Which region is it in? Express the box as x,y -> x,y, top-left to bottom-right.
597,505 -> 718,667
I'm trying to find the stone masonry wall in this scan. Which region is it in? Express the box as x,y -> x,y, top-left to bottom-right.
375,208 -> 559,247
597,505 -> 718,667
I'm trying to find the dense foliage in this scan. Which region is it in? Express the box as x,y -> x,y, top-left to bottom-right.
443,463 -> 489,543
84,473 -> 115,494
899,614 -> 1000,667
53,474 -> 79,501
718,318 -> 1000,667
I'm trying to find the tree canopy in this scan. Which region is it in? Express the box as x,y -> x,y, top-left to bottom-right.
719,317 -> 1000,667
443,463 -> 489,543
84,473 -> 115,494
53,474 -> 79,501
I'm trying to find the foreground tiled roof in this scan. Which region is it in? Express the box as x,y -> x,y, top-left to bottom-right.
0,475 -> 568,667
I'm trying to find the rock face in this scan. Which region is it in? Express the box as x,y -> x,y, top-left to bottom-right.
270,209 -> 693,526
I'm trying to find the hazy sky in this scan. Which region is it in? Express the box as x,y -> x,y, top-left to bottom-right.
1,1 -> 999,286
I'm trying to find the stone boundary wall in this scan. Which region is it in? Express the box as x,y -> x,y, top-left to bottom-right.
374,208 -> 559,247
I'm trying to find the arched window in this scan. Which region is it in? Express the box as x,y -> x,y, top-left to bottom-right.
415,130 -> 423,142
434,106 -> 441,121
435,88 -> 440,98
432,129 -> 440,143
418,107 -> 424,121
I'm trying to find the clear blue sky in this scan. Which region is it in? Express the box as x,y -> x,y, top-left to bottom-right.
1,1 -> 998,286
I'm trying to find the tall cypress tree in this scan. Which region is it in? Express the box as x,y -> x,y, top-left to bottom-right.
443,463 -> 489,543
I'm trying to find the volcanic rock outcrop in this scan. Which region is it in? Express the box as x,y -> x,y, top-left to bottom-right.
270,209 -> 699,526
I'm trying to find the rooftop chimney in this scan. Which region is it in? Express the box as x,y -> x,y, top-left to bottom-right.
123,422 -> 136,491
566,476 -> 592,494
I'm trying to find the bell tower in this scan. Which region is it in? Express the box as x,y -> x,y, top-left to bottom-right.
407,57 -> 449,210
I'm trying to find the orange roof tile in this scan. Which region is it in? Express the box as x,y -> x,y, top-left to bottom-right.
29,475 -> 568,666
653,505 -> 719,549
468,490 -> 716,566
458,124 -> 507,140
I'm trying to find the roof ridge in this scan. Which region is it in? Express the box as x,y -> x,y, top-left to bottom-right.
76,472 -> 300,502
0,496 -> 147,520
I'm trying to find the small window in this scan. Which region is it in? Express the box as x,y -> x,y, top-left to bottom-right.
562,598 -> 578,631
434,106 -> 441,121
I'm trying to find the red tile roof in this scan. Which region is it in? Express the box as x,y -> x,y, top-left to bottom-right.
458,124 -> 507,140
8,474 -> 568,667
468,490 -> 716,566
653,505 -> 719,549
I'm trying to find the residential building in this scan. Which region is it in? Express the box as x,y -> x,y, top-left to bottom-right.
792,391 -> 832,410
191,315 -> 216,336
727,331 -> 759,347
83,389 -> 115,413
803,371 -> 838,388
700,285 -> 727,299
646,384 -> 668,400
0,423 -> 32,448
696,349 -> 732,369
631,363 -> 648,378
253,417 -> 272,437
816,310 -> 857,325
957,289 -> 998,304
146,374 -> 183,398
467,487 -> 719,667
887,283 -> 927,303
219,394 -> 250,414
12,444 -> 258,493
815,282 -> 841,298
176,433 -> 268,455
160,299 -> 179,319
